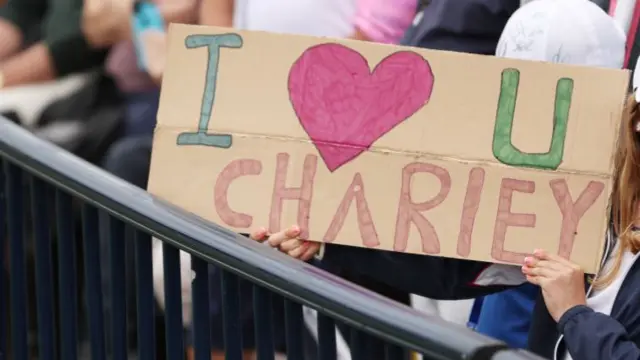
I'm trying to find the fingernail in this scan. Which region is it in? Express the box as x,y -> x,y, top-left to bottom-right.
524,257 -> 531,264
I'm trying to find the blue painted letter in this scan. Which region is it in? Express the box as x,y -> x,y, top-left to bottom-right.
177,33 -> 243,148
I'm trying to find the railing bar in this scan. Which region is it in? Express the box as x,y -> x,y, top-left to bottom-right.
349,330 -> 361,360
0,160 -> 7,360
6,163 -> 29,360
55,189 -> 78,360
317,314 -> 336,360
221,271 -> 244,360
0,118 -> 518,359
191,256 -> 211,360
162,243 -> 185,360
284,300 -> 304,360
385,343 -> 409,360
31,177 -> 56,360
134,229 -> 156,360
108,217 -> 128,360
253,285 -> 275,360
81,205 -> 106,360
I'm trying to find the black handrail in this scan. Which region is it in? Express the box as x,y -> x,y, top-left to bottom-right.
0,117 -> 539,360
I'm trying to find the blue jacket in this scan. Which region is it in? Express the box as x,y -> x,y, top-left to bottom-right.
473,284 -> 538,349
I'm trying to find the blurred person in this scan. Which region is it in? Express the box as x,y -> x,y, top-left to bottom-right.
0,0 -> 106,89
82,0 -> 199,355
0,0 -> 110,127
251,1 -> 634,359
83,0 -> 198,136
200,0 -> 417,44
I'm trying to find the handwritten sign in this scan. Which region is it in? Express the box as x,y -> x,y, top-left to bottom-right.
149,24 -> 630,273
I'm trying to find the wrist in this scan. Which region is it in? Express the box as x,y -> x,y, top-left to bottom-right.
557,304 -> 592,333
0,71 -> 4,89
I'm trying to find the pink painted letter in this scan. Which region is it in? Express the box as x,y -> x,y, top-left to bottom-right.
394,162 -> 451,254
492,178 -> 536,263
269,153 -> 318,239
457,167 -> 486,257
214,159 -> 262,228
323,173 -> 379,247
549,179 -> 605,259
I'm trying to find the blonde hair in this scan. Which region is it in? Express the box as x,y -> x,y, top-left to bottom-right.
594,95 -> 640,289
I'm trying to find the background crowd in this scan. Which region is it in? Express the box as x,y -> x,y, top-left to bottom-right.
0,0 -> 639,359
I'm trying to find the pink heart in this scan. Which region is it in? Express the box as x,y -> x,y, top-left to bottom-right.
288,43 -> 435,172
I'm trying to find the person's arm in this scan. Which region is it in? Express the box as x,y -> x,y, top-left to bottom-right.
0,0 -> 47,60
351,0 -> 417,44
559,306 -> 640,360
83,0 -> 199,48
158,0 -> 199,25
1,0 -> 109,88
0,43 -> 56,87
198,0 -> 233,27
0,20 -> 23,60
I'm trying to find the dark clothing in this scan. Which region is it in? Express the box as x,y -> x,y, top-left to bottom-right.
0,0 -> 107,76
400,0 -> 519,54
124,90 -> 161,137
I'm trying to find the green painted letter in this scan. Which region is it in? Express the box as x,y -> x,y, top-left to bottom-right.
177,33 -> 243,148
492,69 -> 573,170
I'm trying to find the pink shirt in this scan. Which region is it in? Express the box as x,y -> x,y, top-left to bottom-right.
354,0 -> 417,44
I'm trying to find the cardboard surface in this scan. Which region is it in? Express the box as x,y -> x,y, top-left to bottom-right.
149,24 -> 630,272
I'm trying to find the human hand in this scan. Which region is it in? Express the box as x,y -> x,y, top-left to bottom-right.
82,0 -> 134,47
522,249 -> 586,322
250,225 -> 321,261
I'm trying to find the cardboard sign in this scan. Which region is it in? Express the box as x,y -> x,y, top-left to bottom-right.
149,24 -> 630,272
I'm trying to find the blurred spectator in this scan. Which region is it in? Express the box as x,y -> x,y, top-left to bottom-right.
83,0 -> 198,136
0,0 -> 110,128
201,0 -> 416,44
83,0 -> 199,356
0,0 -> 106,88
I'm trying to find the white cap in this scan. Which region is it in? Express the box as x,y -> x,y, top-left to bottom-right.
496,0 -> 626,70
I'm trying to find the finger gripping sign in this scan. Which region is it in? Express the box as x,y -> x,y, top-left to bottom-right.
149,24 -> 630,273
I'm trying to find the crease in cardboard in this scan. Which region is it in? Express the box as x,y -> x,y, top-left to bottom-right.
154,126 -> 614,179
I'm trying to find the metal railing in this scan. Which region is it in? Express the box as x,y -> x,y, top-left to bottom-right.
0,116 -> 542,360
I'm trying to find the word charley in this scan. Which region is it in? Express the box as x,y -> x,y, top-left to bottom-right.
214,153 -> 605,263
177,34 -> 575,172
